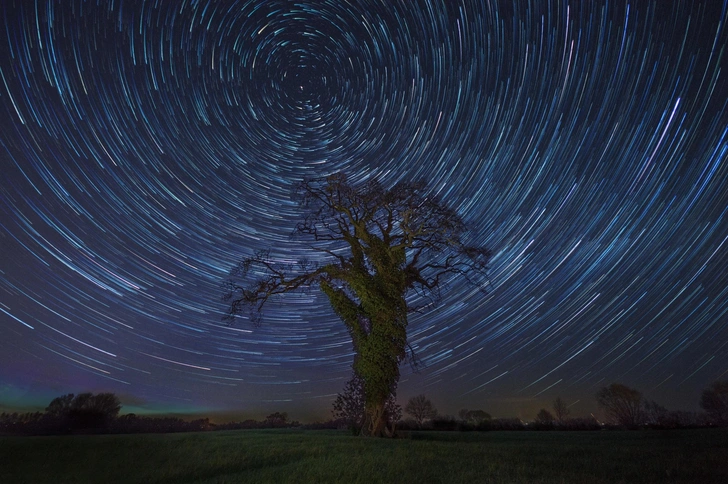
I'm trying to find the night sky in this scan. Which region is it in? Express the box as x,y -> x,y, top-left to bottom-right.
1,0 -> 727,422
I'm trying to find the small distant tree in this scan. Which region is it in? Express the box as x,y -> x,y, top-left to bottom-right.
264,412 -> 288,427
535,408 -> 555,425
466,409 -> 491,424
405,394 -> 438,426
700,380 -> 728,426
643,400 -> 670,427
596,383 -> 643,427
552,397 -> 570,423
332,374 -> 400,434
458,409 -> 491,425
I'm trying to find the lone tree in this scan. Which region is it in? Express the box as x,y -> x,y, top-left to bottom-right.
596,383 -> 643,428
535,408 -> 555,426
700,380 -> 728,426
552,396 -> 570,424
405,394 -> 438,426
222,174 -> 491,436
458,408 -> 492,425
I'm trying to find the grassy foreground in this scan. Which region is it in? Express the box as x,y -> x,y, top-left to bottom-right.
1,428 -> 727,483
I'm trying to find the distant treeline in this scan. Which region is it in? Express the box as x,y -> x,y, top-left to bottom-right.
2,379 -> 726,436
0,394 -> 302,436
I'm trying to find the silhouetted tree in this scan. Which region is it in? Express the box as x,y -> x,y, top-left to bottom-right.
700,380 -> 728,426
223,174 -> 491,436
552,397 -> 570,423
405,394 -> 438,426
643,400 -> 670,427
45,393 -> 75,418
264,412 -> 288,427
68,392 -> 121,429
331,374 -> 400,434
42,392 -> 121,431
535,408 -> 555,426
458,408 -> 491,425
596,383 -> 643,427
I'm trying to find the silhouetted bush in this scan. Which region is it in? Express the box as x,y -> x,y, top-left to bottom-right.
0,412 -> 48,435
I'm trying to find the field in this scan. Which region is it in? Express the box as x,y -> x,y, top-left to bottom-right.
2,428 -> 727,483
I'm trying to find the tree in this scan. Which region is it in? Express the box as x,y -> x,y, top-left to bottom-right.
44,392 -> 121,430
595,383 -> 643,427
457,408 -> 470,421
643,400 -> 670,427
68,392 -> 122,429
458,408 -> 491,424
332,374 -> 401,434
223,174 -> 491,436
552,397 -> 570,424
405,394 -> 438,426
700,380 -> 728,425
45,393 -> 75,418
264,412 -> 288,427
535,408 -> 555,425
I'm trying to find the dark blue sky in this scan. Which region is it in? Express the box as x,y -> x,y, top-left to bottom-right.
1,0 -> 727,421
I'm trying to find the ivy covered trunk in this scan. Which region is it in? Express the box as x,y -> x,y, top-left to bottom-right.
320,242 -> 408,437
357,321 -> 404,437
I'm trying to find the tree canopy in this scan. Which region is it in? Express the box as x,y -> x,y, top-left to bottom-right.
700,380 -> 728,425
223,173 -> 491,436
596,383 -> 643,427
405,394 -> 438,426
552,397 -> 570,423
45,392 -> 122,430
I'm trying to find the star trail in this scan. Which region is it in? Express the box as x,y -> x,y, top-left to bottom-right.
1,0 -> 727,420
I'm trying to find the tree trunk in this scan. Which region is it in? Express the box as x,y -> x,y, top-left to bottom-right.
362,399 -> 393,437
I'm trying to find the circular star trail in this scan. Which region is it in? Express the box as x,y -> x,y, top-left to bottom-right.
1,0 -> 727,418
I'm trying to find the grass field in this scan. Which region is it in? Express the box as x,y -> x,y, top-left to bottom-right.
2,428 -> 727,483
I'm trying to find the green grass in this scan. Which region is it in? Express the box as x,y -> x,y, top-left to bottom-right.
1,428 -> 727,483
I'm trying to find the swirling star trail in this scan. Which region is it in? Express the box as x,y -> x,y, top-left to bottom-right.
1,0 -> 727,419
